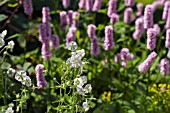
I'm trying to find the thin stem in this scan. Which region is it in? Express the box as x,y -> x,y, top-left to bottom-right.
1,3 -> 20,30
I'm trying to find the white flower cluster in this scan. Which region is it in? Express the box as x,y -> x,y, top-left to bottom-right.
7,68 -> 32,87
1,103 -> 14,113
7,41 -> 15,52
82,100 -> 90,112
0,30 -> 7,48
66,41 -> 85,68
74,75 -> 92,95
74,76 -> 92,111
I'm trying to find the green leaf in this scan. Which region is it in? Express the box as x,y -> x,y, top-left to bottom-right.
5,33 -> 21,40
8,3 -> 18,7
23,62 -> 32,71
128,109 -> 136,113
0,14 -> 8,22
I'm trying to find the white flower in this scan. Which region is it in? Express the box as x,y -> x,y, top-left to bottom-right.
66,41 -> 78,51
77,85 -> 85,95
0,30 -> 7,39
15,70 -> 27,82
66,56 -> 82,68
72,49 -> 85,60
22,76 -> 32,87
7,68 -> 16,77
74,78 -> 83,86
84,84 -> 92,93
82,101 -> 90,111
7,41 -> 15,52
80,76 -> 87,84
5,107 -> 14,113
0,38 -> 5,48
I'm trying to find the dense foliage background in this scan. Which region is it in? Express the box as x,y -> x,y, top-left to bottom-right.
1,0 -> 170,113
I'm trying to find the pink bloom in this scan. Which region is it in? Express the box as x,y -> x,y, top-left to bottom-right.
144,5 -> 153,29
138,51 -> 157,73
165,29 -> 170,48
162,1 -> 170,20
120,48 -> 134,67
110,13 -> 119,24
23,0 -> 33,15
107,0 -> 117,17
39,23 -> 51,43
103,25 -> 114,50
91,37 -> 100,56
72,11 -> 80,27
60,11 -> 67,30
35,64 -> 47,89
87,24 -> 96,39
62,0 -> 70,9
93,0 -> 102,11
133,17 -> 144,39
147,28 -> 157,50
167,49 -> 170,58
114,53 -> 121,63
124,7 -> 133,24
86,0 -> 94,12
50,34 -> 59,49
152,1 -> 164,12
124,0 -> 135,7
66,27 -> 77,46
153,24 -> 161,35
42,7 -> 51,23
165,8 -> 170,29
159,58 -> 169,75
78,0 -> 86,9
67,10 -> 73,25
136,3 -> 143,17
41,42 -> 52,60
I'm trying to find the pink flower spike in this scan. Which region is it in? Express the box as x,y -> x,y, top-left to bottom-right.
144,5 -> 153,29
35,64 -> 47,89
124,7 -> 133,24
60,11 -> 67,30
138,51 -> 157,73
62,0 -> 70,9
87,24 -> 96,39
93,0 -> 102,11
23,0 -> 33,16
159,58 -> 170,75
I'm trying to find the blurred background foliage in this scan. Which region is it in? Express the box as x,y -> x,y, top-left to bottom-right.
1,0 -> 170,113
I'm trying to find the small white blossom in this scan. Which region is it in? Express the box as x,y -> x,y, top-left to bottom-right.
15,70 -> 27,82
77,85 -> 85,95
74,78 -> 83,86
7,41 -> 15,52
72,49 -> 85,60
80,76 -> 87,85
0,30 -> 7,39
66,41 -> 78,51
5,107 -> 14,113
22,76 -> 32,87
82,101 -> 90,111
7,68 -> 16,77
66,56 -> 82,68
0,38 -> 5,48
84,84 -> 92,93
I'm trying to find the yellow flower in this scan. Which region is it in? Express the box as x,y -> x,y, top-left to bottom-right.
102,91 -> 111,102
